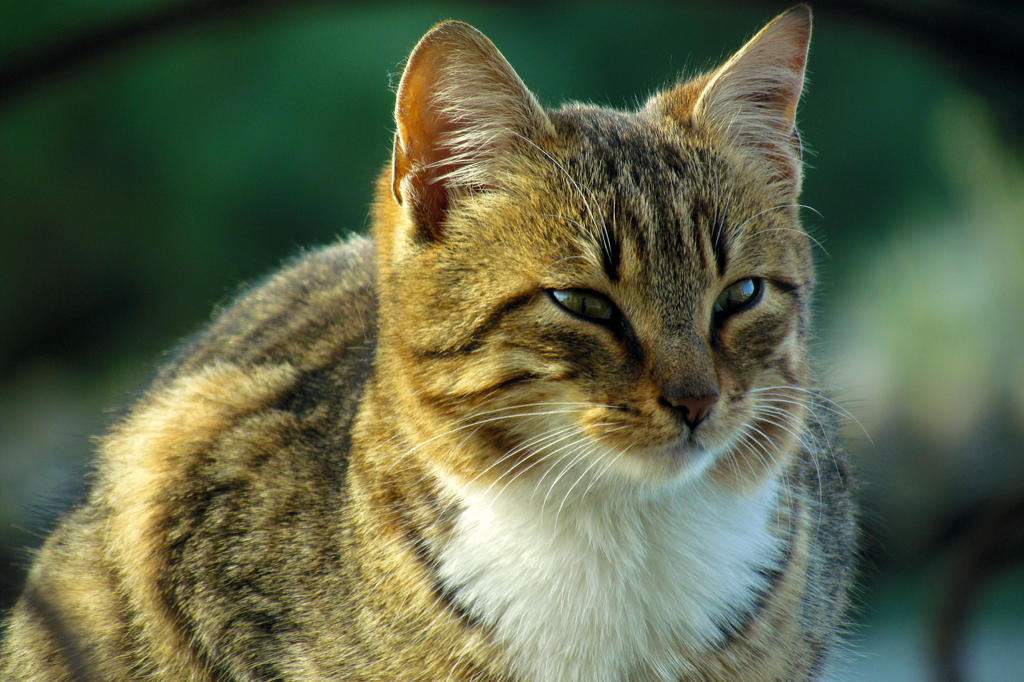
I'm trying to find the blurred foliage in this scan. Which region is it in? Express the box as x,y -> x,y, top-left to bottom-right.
1,0 -> 994,379
2,1 -> 1022,677
835,98 -> 1024,549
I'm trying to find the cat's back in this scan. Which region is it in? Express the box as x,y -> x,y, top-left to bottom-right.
1,235 -> 378,681
164,233 -> 377,379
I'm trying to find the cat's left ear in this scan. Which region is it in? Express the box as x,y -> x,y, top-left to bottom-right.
655,5 -> 811,193
391,21 -> 553,242
699,5 -> 810,191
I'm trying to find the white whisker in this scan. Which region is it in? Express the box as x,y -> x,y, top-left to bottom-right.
748,385 -> 872,443
508,130 -> 612,255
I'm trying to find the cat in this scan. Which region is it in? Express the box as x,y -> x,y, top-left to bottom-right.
1,5 -> 855,680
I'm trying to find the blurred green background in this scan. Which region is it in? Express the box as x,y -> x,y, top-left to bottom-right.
2,1 -> 1022,678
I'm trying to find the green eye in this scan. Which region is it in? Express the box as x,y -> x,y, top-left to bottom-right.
713,277 -> 763,316
549,288 -> 617,322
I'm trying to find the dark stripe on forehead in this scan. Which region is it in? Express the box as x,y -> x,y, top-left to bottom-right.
613,196 -> 649,271
600,220 -> 621,282
684,146 -> 729,276
689,196 -> 729,277
689,204 -> 711,272
593,136 -> 623,282
712,216 -> 728,276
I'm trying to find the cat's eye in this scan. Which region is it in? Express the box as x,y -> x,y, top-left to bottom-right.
549,288 -> 617,322
713,277 -> 763,317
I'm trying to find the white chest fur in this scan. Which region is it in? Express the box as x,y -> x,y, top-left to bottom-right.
437,473 -> 784,682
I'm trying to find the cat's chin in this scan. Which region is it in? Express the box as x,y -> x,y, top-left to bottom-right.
610,438 -> 725,488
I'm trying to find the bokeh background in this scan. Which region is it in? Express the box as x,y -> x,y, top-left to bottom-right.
2,1 -> 1022,678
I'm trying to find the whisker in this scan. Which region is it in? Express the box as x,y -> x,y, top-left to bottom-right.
554,426 -> 632,525
750,408 -> 820,457
578,441 -> 631,502
552,444 -> 604,527
388,404 -> 608,470
540,213 -> 588,232
748,385 -> 872,443
531,432 -> 600,505
539,444 -> 596,523
728,203 -> 823,251
455,424 -> 581,497
480,427 -> 589,503
547,424 -> 629,514
747,416 -> 824,516
754,405 -> 844,488
757,227 -> 830,257
752,397 -> 833,449
508,130 -> 612,257
733,422 -> 780,479
727,423 -> 794,521
491,440 -> 581,509
485,429 -> 599,510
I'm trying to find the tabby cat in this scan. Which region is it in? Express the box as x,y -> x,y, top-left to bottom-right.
1,5 -> 854,680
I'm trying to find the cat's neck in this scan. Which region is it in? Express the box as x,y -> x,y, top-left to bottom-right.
435,466 -> 786,682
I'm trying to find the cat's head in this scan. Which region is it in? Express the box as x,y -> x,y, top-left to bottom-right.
373,6 -> 816,494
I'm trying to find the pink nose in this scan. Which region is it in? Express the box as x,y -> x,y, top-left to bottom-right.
661,391 -> 719,430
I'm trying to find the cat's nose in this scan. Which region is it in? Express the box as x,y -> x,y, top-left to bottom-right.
659,385 -> 719,430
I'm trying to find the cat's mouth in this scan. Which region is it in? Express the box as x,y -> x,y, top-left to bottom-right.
622,430 -> 732,485
647,440 -> 717,483
671,428 -> 726,455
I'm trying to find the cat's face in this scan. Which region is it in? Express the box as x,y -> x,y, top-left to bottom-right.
378,11 -> 814,492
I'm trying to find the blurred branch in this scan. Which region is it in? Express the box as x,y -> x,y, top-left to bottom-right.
1,0 -> 1023,110
739,0 -> 1024,86
0,0 -> 331,107
932,494 -> 1024,682
815,1 -> 1022,78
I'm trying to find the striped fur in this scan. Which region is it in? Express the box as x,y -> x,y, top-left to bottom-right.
2,6 -> 854,680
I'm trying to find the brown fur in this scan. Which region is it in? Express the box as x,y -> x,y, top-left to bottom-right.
2,6 -> 854,680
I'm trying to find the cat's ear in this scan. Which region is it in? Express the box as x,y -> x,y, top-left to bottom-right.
391,21 -> 552,242
653,6 -> 811,193
696,5 -> 811,190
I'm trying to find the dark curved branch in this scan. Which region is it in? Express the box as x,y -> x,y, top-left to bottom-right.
818,1 -> 1022,78
0,0 -> 331,107
739,0 -> 1024,86
1,1 -> 1022,111
932,495 -> 1024,682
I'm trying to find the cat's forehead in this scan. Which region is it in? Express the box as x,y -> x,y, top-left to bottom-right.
547,106 -> 732,208
526,105 -> 810,299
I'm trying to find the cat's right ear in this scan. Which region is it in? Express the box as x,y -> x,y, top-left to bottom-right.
391,21 -> 553,243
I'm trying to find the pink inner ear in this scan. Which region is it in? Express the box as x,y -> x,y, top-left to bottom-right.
406,159 -> 456,241
391,23 -> 516,242
390,21 -> 552,241
395,120 -> 459,241
392,46 -> 462,240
